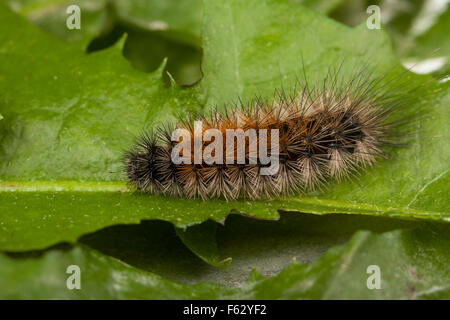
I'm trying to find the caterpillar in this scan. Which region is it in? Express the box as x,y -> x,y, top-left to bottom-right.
124,67 -> 415,200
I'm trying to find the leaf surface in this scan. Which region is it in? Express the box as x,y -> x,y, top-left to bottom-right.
2,225 -> 449,299
0,1 -> 448,252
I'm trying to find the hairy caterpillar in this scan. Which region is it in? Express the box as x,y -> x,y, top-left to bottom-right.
124,67 -> 415,200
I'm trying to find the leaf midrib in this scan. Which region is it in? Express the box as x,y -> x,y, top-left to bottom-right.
0,180 -> 448,221
0,180 -> 126,192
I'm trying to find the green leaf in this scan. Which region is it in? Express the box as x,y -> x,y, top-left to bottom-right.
10,0 -> 204,41
411,8 -> 450,77
0,244 -> 233,299
293,0 -> 347,15
7,1 -> 204,85
117,28 -> 202,86
0,4 -> 207,251
328,0 -> 449,76
175,220 -> 232,269
80,213 -> 430,284
113,0 -> 203,37
0,1 -> 449,253
2,224 -> 449,299
7,0 -> 109,45
80,219 -> 226,284
200,0 -> 449,215
88,0 -> 204,85
0,5 -> 199,182
246,225 -> 450,299
414,8 -> 450,57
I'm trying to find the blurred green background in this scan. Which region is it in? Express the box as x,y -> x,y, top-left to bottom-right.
7,0 -> 449,85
